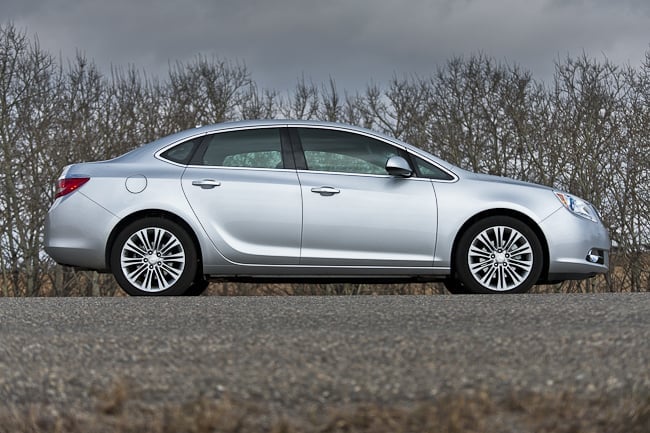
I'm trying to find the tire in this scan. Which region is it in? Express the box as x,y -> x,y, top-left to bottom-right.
455,216 -> 543,294
110,217 -> 198,296
185,279 -> 209,296
443,277 -> 472,294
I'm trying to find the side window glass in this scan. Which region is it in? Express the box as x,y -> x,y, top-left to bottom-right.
160,137 -> 201,164
412,155 -> 454,180
199,128 -> 283,169
297,128 -> 402,175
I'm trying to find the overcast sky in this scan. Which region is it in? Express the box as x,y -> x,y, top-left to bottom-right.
3,0 -> 649,91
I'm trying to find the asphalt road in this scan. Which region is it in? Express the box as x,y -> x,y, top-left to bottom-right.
0,294 -> 648,415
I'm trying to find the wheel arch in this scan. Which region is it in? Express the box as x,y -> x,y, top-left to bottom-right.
450,209 -> 550,283
105,209 -> 204,276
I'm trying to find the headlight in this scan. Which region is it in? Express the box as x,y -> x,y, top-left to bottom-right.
554,192 -> 599,222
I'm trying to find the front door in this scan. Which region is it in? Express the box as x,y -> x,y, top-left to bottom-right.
294,127 -> 437,267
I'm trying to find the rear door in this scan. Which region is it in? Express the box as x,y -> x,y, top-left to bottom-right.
181,127 -> 302,265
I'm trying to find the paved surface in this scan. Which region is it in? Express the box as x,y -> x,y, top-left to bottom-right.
0,294 -> 648,413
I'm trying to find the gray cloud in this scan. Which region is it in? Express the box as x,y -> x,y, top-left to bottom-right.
3,0 -> 649,91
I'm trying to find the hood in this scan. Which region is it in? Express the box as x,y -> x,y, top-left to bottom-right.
462,170 -> 554,191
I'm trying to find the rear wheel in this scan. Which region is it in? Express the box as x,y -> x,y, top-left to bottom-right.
185,279 -> 209,296
110,218 -> 198,296
455,216 -> 542,294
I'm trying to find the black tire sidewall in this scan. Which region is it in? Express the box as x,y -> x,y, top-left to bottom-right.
443,277 -> 472,294
185,279 -> 209,296
110,217 -> 198,296
455,216 -> 543,294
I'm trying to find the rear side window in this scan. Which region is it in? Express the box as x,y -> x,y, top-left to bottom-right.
197,128 -> 283,169
160,137 -> 201,164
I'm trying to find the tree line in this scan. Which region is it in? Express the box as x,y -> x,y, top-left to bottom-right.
0,22 -> 647,295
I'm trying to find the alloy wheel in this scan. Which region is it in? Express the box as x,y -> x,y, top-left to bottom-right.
120,227 -> 186,293
467,225 -> 534,292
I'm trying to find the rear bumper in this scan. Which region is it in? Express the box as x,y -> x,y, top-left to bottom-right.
44,192 -> 117,271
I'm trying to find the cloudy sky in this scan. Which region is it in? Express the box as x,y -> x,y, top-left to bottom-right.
3,0 -> 649,91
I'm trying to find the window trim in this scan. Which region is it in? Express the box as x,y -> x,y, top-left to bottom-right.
154,124 -> 459,182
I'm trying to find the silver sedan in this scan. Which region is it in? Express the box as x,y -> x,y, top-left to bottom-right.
44,120 -> 610,295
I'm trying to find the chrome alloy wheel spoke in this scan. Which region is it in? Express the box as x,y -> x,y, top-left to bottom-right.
120,227 -> 185,292
509,243 -> 533,257
467,225 -> 534,291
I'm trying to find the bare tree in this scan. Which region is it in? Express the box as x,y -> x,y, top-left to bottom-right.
281,74 -> 319,120
0,23 -> 61,295
423,54 -> 542,178
166,56 -> 252,128
240,83 -> 279,120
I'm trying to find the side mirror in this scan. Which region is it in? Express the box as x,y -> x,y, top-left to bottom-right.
385,156 -> 413,177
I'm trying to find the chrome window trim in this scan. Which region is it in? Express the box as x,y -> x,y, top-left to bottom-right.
183,165 -> 295,173
153,122 -> 458,182
295,168 -> 432,181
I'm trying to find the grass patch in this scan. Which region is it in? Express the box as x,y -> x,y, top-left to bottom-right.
1,383 -> 648,433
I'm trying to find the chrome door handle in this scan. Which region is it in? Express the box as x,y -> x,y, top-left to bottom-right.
192,179 -> 221,189
311,186 -> 340,196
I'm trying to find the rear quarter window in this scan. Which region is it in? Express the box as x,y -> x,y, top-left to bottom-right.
160,138 -> 201,164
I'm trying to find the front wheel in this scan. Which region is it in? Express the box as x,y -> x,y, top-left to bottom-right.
110,217 -> 198,296
443,277 -> 472,294
455,216 -> 543,294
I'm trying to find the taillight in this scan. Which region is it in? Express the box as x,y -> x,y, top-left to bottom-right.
55,177 -> 90,199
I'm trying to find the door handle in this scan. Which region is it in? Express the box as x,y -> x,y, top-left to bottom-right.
192,179 -> 221,189
311,186 -> 340,196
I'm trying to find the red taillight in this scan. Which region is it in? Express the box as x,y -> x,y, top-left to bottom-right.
55,177 -> 90,199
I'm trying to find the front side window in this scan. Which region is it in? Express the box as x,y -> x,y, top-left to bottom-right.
297,128 -> 403,175
197,128 -> 283,169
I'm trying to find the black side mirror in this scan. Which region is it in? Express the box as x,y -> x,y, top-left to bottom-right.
385,156 -> 413,177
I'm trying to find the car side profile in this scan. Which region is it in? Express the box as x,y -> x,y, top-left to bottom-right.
44,120 -> 610,295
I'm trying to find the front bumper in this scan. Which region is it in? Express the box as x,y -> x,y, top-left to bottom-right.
540,207 -> 610,280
